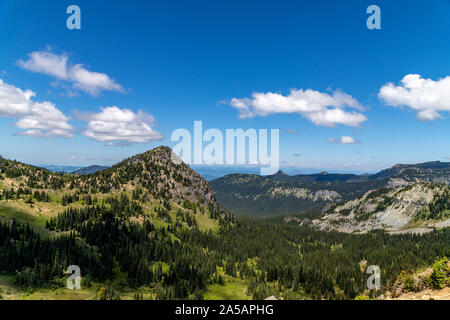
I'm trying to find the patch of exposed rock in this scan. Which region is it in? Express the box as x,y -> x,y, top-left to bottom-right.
269,187 -> 341,202
310,183 -> 449,233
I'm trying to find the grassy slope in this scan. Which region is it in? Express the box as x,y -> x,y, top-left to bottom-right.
205,277 -> 250,300
0,201 -> 53,235
0,177 -> 225,300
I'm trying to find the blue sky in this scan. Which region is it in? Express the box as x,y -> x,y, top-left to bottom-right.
0,0 -> 449,174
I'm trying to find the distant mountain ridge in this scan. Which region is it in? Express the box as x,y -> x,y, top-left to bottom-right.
266,170 -> 368,183
370,161 -> 450,184
38,165 -> 83,173
268,161 -> 450,183
72,165 -> 108,175
210,161 -> 450,217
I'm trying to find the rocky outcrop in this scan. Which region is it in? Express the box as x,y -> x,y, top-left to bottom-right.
311,183 -> 450,233
268,187 -> 341,202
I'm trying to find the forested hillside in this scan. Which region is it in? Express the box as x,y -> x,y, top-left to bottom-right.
310,183 -> 450,233
0,147 -> 449,300
210,162 -> 450,217
209,173 -> 387,217
72,165 -> 109,175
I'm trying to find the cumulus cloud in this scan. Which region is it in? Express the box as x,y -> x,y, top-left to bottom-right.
82,106 -> 163,145
378,74 -> 450,121
17,49 -> 124,96
230,89 -> 367,127
0,79 -> 34,116
327,136 -> 359,144
0,79 -> 74,138
15,101 -> 74,138
70,64 -> 124,96
17,50 -> 69,79
70,155 -> 87,160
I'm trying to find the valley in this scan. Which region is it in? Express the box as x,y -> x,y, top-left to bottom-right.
0,147 -> 449,301
211,162 -> 450,234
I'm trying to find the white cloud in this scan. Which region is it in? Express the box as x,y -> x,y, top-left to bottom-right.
379,74 -> 450,121
17,49 -> 124,96
327,136 -> 358,144
70,155 -> 87,160
82,106 -> 163,145
0,79 -> 34,116
17,51 -> 69,79
70,64 -> 124,96
230,89 -> 367,127
343,162 -> 361,168
15,101 -> 74,138
0,79 -> 74,138
50,81 -> 80,97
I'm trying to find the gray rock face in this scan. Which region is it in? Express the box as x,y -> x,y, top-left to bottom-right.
130,146 -> 218,206
310,183 -> 450,234
268,187 -> 341,202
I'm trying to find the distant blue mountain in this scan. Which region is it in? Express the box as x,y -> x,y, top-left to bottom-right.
38,165 -> 83,173
190,165 -> 261,181
190,165 -> 372,181
37,164 -> 108,175
72,165 -> 109,175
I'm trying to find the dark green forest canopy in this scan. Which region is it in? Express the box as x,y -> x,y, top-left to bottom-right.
2,202 -> 449,300
1,151 -> 449,300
